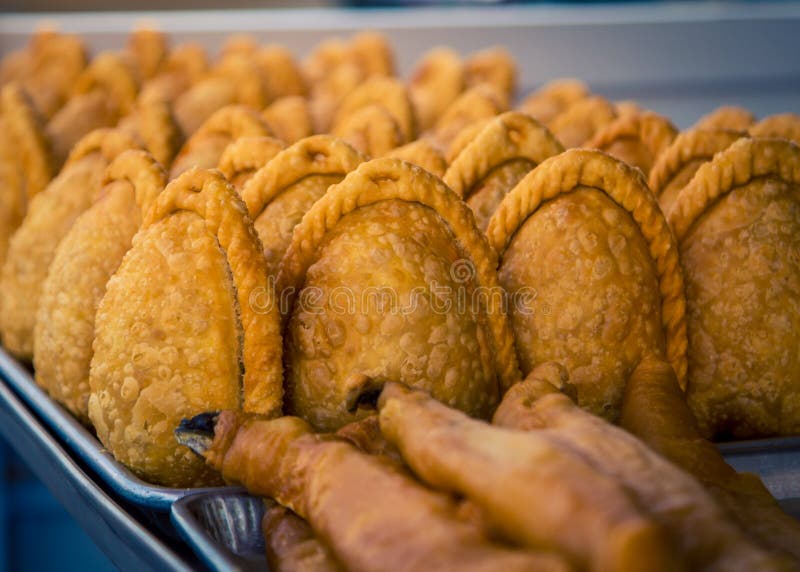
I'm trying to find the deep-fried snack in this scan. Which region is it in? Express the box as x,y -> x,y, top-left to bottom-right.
667,137 -> 800,438
431,85 -> 508,150
117,98 -> 184,168
408,47 -> 464,133
586,111 -> 678,176
648,128 -> 742,213
138,43 -> 209,106
278,158 -> 520,430
262,96 -> 313,144
255,45 -> 308,101
169,104 -> 272,179
694,105 -> 755,131
263,504 -> 343,572
335,414 -> 404,466
88,169 -> 283,486
749,113 -> 800,144
445,118 -> 490,164
518,79 -> 589,126
494,366 -> 794,571
332,104 -> 404,157
444,111 -> 564,230
72,52 -> 140,117
241,135 -> 364,277
217,135 -> 285,190
378,383 -> 677,572
0,128 -> 141,359
386,139 -> 447,178
126,28 -> 168,81
615,100 -> 643,118
549,95 -> 617,148
463,47 -> 517,100
333,77 -> 415,142
34,150 -> 165,424
486,149 -> 687,420
183,410 -> 568,572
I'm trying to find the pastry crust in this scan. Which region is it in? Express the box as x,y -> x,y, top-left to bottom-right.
0,128 -> 141,359
694,105 -> 755,131
126,28 -> 168,80
444,111 -> 564,229
667,137 -> 800,438
241,135 -> 364,277
518,78 -> 589,126
34,150 -> 166,423
332,104 -> 404,157
46,90 -> 120,169
169,104 -> 272,179
749,113 -> 800,145
118,98 -> 183,168
408,47 -> 464,133
73,52 -> 140,117
432,85 -> 508,150
278,158 -> 520,429
89,168 -> 283,485
262,95 -> 313,144
333,77 -> 415,142
586,111 -> 678,176
648,128 -> 742,213
487,149 -> 687,418
549,95 -> 618,148
463,47 -> 517,100
255,45 -> 308,100
263,504 -> 343,572
386,139 -> 447,178
445,118 -> 490,164
217,135 -> 285,189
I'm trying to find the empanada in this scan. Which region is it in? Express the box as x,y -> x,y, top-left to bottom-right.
586,111 -> 677,176
169,104 -> 272,179
694,105 -> 755,131
217,135 -> 285,190
332,104 -> 403,157
241,135 -> 364,277
138,42 -> 208,106
88,168 -> 283,486
518,78 -> 589,126
408,47 -> 464,133
125,28 -> 168,81
278,158 -> 519,430
117,97 -> 184,168
749,113 -> 800,144
667,137 -> 800,438
386,139 -> 447,178
0,128 -> 141,359
262,95 -> 313,144
333,77 -> 415,142
487,149 -> 687,420
34,150 -> 165,424
649,128 -> 742,213
255,45 -> 308,101
431,84 -> 508,150
444,111 -> 563,230
549,95 -> 617,148
463,47 -> 517,100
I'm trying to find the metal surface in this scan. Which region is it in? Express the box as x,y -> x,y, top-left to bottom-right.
0,349 -> 224,511
172,491 -> 269,572
0,367 -> 194,572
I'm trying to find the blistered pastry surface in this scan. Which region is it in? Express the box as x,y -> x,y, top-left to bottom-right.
466,159 -> 534,231
499,188 -> 665,420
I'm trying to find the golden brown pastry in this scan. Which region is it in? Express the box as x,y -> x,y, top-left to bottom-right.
386,139 -> 447,178
463,47 -> 517,101
408,47 -> 464,133
277,158 -> 520,430
621,356 -> 800,563
217,135 -> 285,190
262,96 -> 313,145
181,410 -> 568,572
694,105 -> 755,131
378,383 -> 678,572
615,100 -> 643,118
241,135 -> 364,278
333,76 -> 415,142
486,149 -> 687,420
34,150 -> 165,424
125,28 -> 168,81
88,168 -> 283,486
749,113 -> 800,144
548,95 -> 618,148
586,111 -> 678,176
493,368 -> 794,571
445,118 -> 491,164
255,45 -> 308,101
444,111 -> 564,230
117,97 -> 184,168
648,128 -> 742,213
263,504 -> 343,572
332,104 -> 403,157
0,128 -> 141,359
518,78 -> 589,126
431,84 -> 508,151
667,137 -> 800,438
72,52 -> 140,117
169,104 -> 272,179
138,42 -> 209,106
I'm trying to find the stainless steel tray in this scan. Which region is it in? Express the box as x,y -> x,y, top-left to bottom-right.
0,348 -> 226,513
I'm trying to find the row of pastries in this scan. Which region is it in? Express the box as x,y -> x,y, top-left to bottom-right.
1,26 -> 800,571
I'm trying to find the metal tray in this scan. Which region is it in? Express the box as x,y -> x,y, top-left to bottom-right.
0,348 -> 226,513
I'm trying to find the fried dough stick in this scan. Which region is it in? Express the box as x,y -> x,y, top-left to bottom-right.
493,362 -> 793,572
620,356 -> 800,562
377,383 -> 679,572
263,504 -> 342,572
184,411 -> 569,572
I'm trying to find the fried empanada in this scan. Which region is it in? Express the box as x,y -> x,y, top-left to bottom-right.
138,43 -> 209,106
649,128 -> 742,213
408,47 -> 464,133
262,96 -> 313,145
333,77 -> 415,142
34,150 -> 165,424
749,113 -> 800,144
586,111 -> 678,176
549,95 -> 618,148
694,105 -> 755,131
431,85 -> 508,150
444,111 -> 563,230
518,79 -> 589,126
463,47 -> 517,101
0,128 -> 141,359
241,135 -> 364,277
117,97 -> 184,168
169,104 -> 272,179
255,45 -> 308,101
386,139 -> 447,178
332,104 -> 403,157
125,28 -> 168,81
445,118 -> 490,164
667,137 -> 800,438
217,135 -> 285,190
88,168 -> 283,486
278,158 -> 519,430
487,149 -> 687,420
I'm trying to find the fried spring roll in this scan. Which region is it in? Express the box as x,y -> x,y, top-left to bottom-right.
263,504 -> 342,572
